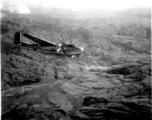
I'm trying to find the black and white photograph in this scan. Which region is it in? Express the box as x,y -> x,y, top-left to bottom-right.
1,0 -> 151,119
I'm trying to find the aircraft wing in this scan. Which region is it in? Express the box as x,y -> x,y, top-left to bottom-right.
23,33 -> 57,46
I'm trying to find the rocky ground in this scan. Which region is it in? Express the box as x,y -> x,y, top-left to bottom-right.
2,47 -> 151,120
1,7 -> 151,120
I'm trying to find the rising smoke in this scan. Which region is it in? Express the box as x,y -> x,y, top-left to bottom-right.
0,0 -> 31,16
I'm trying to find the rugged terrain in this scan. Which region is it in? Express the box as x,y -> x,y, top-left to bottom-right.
1,8 -> 151,120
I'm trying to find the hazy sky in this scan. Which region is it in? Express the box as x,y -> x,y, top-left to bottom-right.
1,0 -> 151,14
37,0 -> 151,10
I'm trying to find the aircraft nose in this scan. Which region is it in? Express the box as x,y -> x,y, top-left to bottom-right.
58,44 -> 62,47
80,47 -> 84,52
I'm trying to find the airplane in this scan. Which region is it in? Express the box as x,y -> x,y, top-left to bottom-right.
13,32 -> 84,57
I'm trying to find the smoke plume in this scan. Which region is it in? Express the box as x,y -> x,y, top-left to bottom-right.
1,1 -> 31,14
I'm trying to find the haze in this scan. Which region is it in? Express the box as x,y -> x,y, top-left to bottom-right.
1,0 -> 151,13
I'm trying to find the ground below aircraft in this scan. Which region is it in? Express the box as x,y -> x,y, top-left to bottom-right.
13,32 -> 84,57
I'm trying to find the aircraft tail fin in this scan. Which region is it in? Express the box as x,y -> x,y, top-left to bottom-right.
14,32 -> 21,44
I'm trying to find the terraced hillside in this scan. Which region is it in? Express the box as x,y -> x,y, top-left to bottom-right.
1,9 -> 151,120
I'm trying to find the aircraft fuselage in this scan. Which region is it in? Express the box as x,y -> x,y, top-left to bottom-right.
14,32 -> 84,57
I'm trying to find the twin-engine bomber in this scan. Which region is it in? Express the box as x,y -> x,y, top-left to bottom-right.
14,32 -> 84,57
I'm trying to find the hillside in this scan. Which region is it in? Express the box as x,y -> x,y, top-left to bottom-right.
1,9 -> 151,120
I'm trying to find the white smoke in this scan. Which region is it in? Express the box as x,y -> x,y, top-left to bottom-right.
1,0 -> 31,14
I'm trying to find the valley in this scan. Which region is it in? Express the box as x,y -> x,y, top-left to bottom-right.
1,8 -> 151,120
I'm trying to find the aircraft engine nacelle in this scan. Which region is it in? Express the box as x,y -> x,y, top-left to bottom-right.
32,44 -> 39,50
